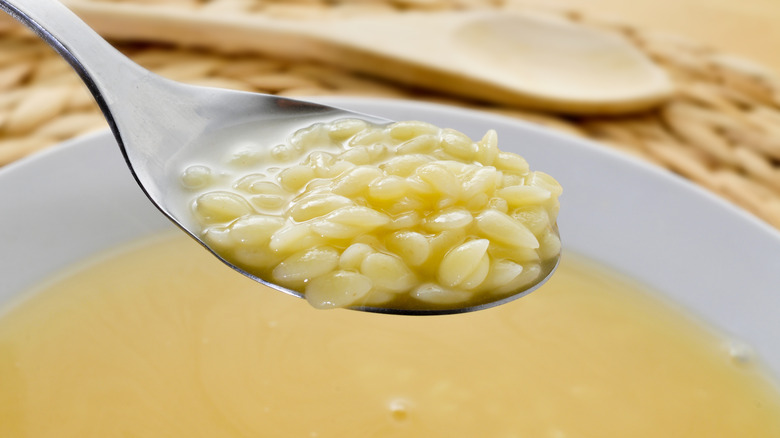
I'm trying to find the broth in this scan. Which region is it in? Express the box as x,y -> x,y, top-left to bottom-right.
1,233 -> 779,437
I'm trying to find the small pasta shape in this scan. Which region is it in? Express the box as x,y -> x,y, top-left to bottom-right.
511,206 -> 551,236
438,239 -> 490,288
386,231 -> 430,267
415,163 -> 462,201
462,167 -> 500,200
495,151 -> 530,174
476,210 -> 539,249
480,260 -> 524,292
181,165 -> 213,189
270,143 -> 299,162
339,243 -> 375,270
193,191 -> 253,224
286,194 -> 353,222
537,228 -> 562,261
229,215 -> 285,246
396,134 -> 440,155
328,118 -> 369,141
269,223 -> 325,253
412,283 -> 472,305
348,128 -> 386,147
381,154 -> 432,177
278,165 -> 315,191
388,120 -> 439,140
233,246 -> 283,270
440,128 -> 477,160
497,186 -> 552,207
272,246 -> 339,288
249,194 -> 285,210
458,253 -> 491,290
475,129 -> 499,165
368,175 -> 409,201
331,166 -> 383,196
324,206 -> 391,229
360,252 -> 417,293
491,263 -> 543,295
305,271 -> 373,309
235,177 -> 284,195
423,208 -> 473,233
311,220 -> 365,240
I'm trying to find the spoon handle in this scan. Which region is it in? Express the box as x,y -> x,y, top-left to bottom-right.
0,0 -> 221,182
0,0 -> 150,131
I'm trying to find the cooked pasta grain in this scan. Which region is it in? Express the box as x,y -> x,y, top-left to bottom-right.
182,119 -> 561,310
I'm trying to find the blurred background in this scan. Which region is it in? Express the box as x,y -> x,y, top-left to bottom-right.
539,0 -> 780,73
0,0 -> 779,228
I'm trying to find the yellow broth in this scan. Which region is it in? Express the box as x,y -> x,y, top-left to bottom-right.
1,233 -> 779,437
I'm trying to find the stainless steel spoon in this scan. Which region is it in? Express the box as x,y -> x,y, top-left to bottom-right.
0,0 -> 559,315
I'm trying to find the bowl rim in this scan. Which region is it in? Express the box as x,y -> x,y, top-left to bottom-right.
2,96 -> 780,381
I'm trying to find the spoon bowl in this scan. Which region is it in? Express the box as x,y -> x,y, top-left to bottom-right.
0,0 -> 560,315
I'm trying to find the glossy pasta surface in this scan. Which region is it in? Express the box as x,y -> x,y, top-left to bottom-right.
182,119 -> 561,310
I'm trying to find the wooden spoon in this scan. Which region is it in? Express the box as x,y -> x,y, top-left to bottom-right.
65,2 -> 673,115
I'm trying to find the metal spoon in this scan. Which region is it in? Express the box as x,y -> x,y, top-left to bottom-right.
0,0 -> 559,315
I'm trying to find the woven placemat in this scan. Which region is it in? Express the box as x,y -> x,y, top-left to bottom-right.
1,0 -> 779,228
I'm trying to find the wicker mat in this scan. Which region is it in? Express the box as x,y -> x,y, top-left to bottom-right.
1,0 -> 780,229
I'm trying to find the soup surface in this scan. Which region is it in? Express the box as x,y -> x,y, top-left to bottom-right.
1,233 -> 779,437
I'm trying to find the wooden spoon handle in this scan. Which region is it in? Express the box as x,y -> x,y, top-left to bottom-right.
61,1 -> 673,115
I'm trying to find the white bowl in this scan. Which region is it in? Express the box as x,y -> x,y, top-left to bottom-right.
2,97 -> 780,380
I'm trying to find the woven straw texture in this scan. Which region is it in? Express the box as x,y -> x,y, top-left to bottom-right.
1,0 -> 780,228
